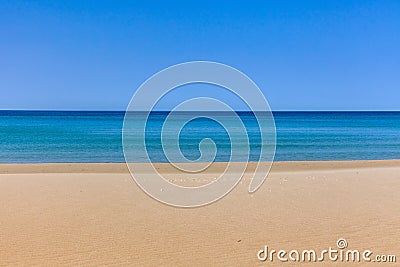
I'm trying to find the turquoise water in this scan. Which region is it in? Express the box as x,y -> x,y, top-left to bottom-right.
1,111 -> 400,163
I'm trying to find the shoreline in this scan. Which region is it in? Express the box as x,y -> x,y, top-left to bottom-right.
0,159 -> 399,174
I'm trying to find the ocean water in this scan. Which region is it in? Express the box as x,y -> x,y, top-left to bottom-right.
0,111 -> 400,163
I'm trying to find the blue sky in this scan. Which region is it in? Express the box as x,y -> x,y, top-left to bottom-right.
0,0 -> 399,110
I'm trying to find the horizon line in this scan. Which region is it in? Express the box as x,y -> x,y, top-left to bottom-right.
1,109 -> 400,112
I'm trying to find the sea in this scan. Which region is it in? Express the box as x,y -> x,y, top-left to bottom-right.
0,111 -> 399,163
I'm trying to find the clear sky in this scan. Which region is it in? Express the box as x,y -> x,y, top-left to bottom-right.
1,0 -> 399,110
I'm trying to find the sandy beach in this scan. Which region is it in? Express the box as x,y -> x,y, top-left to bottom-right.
1,160 -> 399,266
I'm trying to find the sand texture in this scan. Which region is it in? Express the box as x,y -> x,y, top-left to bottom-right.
0,161 -> 399,266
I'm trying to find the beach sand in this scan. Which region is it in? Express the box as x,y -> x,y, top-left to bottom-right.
0,161 -> 399,266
